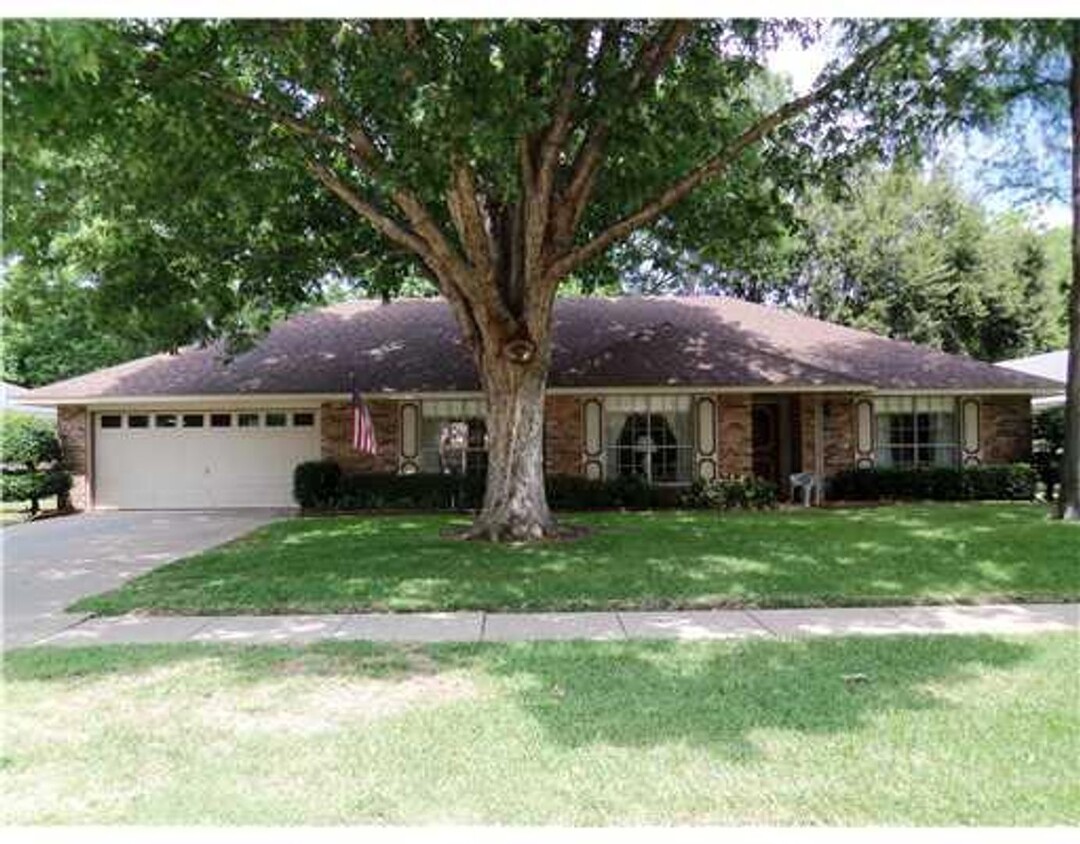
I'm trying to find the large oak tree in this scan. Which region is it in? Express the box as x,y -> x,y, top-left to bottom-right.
4,19 -> 1002,538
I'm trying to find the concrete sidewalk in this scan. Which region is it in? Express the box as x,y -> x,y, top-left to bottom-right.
15,603 -> 1078,648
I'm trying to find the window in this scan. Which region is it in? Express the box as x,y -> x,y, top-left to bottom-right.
128,415 -> 150,429
420,399 -> 487,477
874,396 -> 959,468
210,413 -> 232,428
237,413 -> 260,428
292,412 -> 315,427
605,395 -> 692,483
182,414 -> 204,428
155,414 -> 178,429
100,415 -> 122,429
265,412 -> 287,428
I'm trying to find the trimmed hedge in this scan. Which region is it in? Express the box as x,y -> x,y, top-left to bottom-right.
295,461 -> 688,511
294,462 -> 484,510
0,469 -> 72,512
295,460 -> 1036,511
828,464 -> 1037,502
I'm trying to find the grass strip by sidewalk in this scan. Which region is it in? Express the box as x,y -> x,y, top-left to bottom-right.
4,632 -> 1077,824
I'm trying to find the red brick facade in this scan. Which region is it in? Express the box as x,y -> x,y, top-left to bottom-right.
57,405 -> 90,510
717,393 -> 753,476
978,396 -> 1032,465
320,399 -> 400,473
51,392 -> 1035,511
544,395 -> 583,476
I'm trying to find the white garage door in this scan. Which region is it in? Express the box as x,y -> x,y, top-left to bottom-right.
94,409 -> 321,509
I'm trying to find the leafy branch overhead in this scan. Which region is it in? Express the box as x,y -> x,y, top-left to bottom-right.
5,20 -> 953,357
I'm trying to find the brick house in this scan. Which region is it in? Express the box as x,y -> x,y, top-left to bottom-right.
19,296 -> 1062,510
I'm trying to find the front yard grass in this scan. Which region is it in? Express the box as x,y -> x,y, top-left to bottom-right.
3,633 -> 1077,824
71,503 -> 1080,616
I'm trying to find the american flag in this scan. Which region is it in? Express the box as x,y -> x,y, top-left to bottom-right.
351,388 -> 378,455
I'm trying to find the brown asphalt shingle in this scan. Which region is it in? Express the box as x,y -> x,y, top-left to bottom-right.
23,296 -> 1063,400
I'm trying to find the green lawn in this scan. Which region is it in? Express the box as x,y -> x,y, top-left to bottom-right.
3,633 -> 1077,824
72,503 -> 1080,615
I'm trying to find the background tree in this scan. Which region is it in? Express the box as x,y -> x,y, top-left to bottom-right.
792,167 -> 1067,361
936,20 -> 1079,520
0,411 -> 70,515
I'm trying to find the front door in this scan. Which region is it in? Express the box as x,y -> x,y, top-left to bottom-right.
752,403 -> 780,485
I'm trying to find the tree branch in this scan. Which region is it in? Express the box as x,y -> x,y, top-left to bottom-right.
551,20 -> 693,252
305,160 -> 431,259
547,30 -> 903,281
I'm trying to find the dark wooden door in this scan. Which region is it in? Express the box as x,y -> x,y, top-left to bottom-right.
752,404 -> 780,484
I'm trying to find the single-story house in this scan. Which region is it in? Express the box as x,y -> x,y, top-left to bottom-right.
17,296 -> 1063,510
997,350 -> 1068,412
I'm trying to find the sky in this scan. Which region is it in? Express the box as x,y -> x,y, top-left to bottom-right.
765,28 -> 1073,231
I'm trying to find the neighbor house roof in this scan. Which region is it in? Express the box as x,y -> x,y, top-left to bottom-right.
2,381 -> 58,417
998,350 -> 1068,410
21,296 -> 1064,402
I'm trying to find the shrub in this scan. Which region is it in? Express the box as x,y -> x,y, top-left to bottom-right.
337,472 -> 485,510
1032,407 -> 1065,498
828,464 -> 1036,502
294,462 -> 484,510
0,411 -> 61,470
0,469 -> 72,513
544,474 -> 683,509
681,475 -> 779,510
297,462 -> 708,511
293,460 -> 343,508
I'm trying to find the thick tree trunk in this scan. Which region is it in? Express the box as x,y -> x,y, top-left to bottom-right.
467,350 -> 555,541
1059,22 -> 1080,520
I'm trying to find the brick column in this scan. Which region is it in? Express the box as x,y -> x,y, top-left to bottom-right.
718,393 -> 752,476
822,395 -> 855,477
57,405 -> 90,510
320,399 -> 400,473
544,395 -> 584,476
979,396 -> 1032,464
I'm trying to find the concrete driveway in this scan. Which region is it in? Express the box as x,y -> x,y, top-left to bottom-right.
2,510 -> 284,648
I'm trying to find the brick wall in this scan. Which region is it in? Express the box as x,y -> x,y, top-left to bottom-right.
979,395 -> 1032,465
57,405 -> 89,510
718,393 -> 752,476
823,395 -> 855,476
794,394 -> 854,477
544,394 -> 583,476
320,399 -> 399,473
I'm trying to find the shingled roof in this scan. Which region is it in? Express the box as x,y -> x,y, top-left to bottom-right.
23,296 -> 1063,401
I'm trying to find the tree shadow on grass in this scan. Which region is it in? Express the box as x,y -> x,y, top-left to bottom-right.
444,634 -> 1036,760
5,634 -> 1038,762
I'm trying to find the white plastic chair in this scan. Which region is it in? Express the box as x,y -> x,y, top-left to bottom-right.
789,472 -> 820,507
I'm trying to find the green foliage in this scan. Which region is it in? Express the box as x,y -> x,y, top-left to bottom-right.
1032,407 -> 1066,495
0,411 -> 61,469
829,464 -> 1037,502
0,469 -> 72,511
0,19 -> 957,348
296,462 -> 700,511
292,460 -> 343,508
294,462 -> 485,510
681,475 -> 779,510
0,263 -> 165,386
791,167 -> 1067,361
